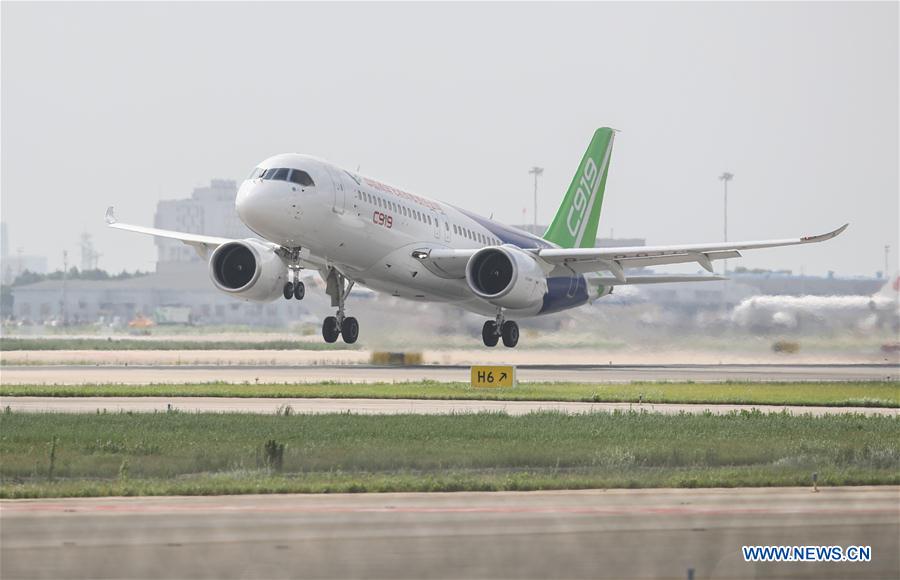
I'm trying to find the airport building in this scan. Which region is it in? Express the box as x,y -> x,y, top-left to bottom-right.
1,222 -> 49,285
154,179 -> 256,268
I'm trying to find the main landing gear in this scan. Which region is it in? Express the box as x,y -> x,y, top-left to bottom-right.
482,312 -> 518,348
283,249 -> 305,300
322,269 -> 358,344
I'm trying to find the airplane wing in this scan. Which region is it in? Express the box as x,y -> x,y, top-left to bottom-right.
535,224 -> 848,282
587,275 -> 727,286
416,224 -> 848,283
105,206 -> 235,259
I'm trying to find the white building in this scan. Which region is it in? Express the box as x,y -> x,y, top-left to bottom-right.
1,222 -> 49,285
154,180 -> 255,268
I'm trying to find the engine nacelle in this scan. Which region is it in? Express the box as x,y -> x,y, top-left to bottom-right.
465,246 -> 547,310
209,239 -> 288,302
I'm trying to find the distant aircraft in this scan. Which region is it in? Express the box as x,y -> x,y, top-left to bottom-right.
732,277 -> 899,332
106,128 -> 846,347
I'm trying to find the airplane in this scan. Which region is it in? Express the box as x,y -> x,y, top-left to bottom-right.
732,276 -> 899,332
106,128 -> 847,347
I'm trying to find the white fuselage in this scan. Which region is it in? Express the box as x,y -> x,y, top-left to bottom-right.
235,154 -> 566,317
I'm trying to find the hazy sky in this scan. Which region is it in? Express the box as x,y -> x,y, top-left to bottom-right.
2,1 -> 897,276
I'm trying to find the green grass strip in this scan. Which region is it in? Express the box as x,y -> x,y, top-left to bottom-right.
1,410 -> 897,498
2,381 -> 898,407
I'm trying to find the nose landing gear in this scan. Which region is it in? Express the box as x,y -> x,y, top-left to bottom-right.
322,269 -> 358,344
283,280 -> 305,300
482,311 -> 518,348
283,249 -> 305,300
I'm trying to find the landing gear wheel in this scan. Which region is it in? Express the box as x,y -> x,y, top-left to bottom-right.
482,321 -> 499,347
322,316 -> 340,343
293,281 -> 305,300
341,316 -> 359,344
501,320 -> 519,348
283,282 -> 294,300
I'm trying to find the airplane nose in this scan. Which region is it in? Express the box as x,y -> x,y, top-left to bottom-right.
235,182 -> 254,221
236,181 -> 271,235
236,180 -> 295,244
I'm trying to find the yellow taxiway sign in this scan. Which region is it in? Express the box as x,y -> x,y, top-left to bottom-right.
470,365 -> 516,388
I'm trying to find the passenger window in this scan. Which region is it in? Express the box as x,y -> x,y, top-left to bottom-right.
289,170 -> 314,187
445,222 -> 450,231
427,216 -> 432,225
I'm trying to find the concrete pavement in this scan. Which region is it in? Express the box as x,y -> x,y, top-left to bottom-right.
3,487 -> 898,579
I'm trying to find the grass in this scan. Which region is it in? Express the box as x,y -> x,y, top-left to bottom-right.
2,381 -> 898,407
0,338 -> 357,351
1,410 -> 897,497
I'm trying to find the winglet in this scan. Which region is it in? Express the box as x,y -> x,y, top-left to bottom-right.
105,206 -> 117,225
801,223 -> 848,243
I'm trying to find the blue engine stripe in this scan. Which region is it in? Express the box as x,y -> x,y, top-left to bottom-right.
540,276 -> 590,314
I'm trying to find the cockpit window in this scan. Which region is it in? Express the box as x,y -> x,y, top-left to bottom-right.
289,169 -> 315,187
257,167 -> 312,184
247,167 -> 265,179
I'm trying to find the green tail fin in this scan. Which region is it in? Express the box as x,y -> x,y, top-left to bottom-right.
543,128 -> 616,248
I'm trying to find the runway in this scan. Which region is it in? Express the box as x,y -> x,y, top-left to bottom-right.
1,363 -> 895,385
3,395 -> 897,416
2,487 -> 897,579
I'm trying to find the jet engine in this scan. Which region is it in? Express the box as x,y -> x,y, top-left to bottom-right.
465,246 -> 547,309
209,240 -> 288,302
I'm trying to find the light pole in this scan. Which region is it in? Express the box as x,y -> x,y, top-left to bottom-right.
529,166 -> 543,234
719,172 -> 734,274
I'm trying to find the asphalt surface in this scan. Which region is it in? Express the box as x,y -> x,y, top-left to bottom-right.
3,396 -> 897,416
2,487 -> 897,579
1,363 -> 896,385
